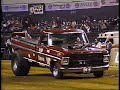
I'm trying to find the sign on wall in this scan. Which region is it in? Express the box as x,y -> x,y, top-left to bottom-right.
2,4 -> 28,12
45,0 -> 101,11
73,0 -> 101,10
28,3 -> 44,14
46,2 -> 72,11
101,0 -> 119,6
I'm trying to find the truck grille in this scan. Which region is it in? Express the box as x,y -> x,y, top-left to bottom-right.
68,54 -> 105,67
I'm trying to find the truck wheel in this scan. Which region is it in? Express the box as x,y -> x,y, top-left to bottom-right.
52,63 -> 63,79
11,50 -> 30,76
93,71 -> 104,78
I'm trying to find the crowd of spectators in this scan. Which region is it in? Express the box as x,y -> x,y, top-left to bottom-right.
1,15 -> 119,35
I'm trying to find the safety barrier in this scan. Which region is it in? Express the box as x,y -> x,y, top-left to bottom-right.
109,48 -> 119,66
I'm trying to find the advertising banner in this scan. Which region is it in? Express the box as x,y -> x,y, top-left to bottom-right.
73,0 -> 101,10
2,4 -> 28,12
101,0 -> 119,6
45,2 -> 72,11
28,3 -> 44,14
45,0 -> 101,11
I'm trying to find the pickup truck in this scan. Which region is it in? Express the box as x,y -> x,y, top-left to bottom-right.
11,29 -> 110,79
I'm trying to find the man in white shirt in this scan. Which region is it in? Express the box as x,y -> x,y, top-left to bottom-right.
96,41 -> 102,48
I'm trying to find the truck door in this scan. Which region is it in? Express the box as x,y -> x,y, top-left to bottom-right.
35,34 -> 48,66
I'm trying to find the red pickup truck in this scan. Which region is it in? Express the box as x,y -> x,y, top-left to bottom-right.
11,29 -> 110,79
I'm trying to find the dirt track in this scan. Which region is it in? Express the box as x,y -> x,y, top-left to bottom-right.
1,60 -> 119,90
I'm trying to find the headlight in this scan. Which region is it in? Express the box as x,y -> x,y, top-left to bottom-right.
103,55 -> 110,63
61,57 -> 69,65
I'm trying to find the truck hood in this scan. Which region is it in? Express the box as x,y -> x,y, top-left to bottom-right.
48,45 -> 108,57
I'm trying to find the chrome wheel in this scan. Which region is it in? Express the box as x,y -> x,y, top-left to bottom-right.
52,63 -> 63,79
53,66 -> 59,77
13,61 -> 18,71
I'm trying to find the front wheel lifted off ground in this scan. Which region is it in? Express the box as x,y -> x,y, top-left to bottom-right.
11,50 -> 31,76
52,62 -> 63,79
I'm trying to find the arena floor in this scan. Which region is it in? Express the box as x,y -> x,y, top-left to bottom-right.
1,60 -> 119,90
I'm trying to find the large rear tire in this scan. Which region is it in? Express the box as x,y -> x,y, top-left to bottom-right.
11,50 -> 31,76
52,62 -> 63,79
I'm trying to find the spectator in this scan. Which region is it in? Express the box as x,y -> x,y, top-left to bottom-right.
22,17 -> 30,30
96,40 -> 102,48
106,39 -> 112,54
26,23 -> 41,39
92,39 -> 98,47
55,17 -> 62,28
71,21 -> 77,28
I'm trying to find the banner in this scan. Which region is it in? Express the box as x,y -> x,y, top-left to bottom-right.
2,4 -> 28,12
28,3 -> 44,14
45,2 -> 72,11
73,0 -> 101,10
45,0 -> 101,11
101,0 -> 119,6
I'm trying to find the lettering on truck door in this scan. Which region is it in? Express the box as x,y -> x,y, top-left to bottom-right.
36,45 -> 47,64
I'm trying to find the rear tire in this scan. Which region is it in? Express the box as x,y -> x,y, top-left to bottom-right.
93,71 -> 104,78
11,50 -> 31,76
52,62 -> 63,79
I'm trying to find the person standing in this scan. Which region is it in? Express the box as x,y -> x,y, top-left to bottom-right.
55,17 -> 62,28
106,39 -> 112,54
96,40 -> 102,48
22,17 -> 30,30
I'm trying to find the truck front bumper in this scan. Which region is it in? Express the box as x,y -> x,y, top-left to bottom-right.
60,64 -> 109,73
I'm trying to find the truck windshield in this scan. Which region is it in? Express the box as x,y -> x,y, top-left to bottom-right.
48,33 -> 89,46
